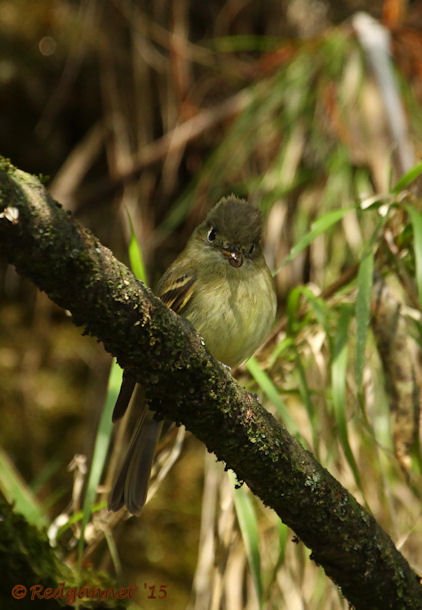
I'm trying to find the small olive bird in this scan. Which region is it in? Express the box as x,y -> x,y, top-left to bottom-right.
109,195 -> 276,514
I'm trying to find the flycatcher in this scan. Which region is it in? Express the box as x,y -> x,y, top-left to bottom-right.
109,195 -> 276,514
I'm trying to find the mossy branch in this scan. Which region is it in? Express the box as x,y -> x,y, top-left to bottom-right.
0,159 -> 420,610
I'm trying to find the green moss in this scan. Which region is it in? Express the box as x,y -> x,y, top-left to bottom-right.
37,174 -> 51,185
0,498 -> 128,609
0,156 -> 13,173
0,497 -> 69,606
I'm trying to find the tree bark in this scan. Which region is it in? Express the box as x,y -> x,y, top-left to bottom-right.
0,159 -> 421,610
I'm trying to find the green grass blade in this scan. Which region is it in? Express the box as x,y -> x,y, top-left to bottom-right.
276,520 -> 289,569
55,501 -> 106,541
355,249 -> 374,390
279,207 -> 353,268
406,205 -> 422,304
268,336 -> 295,368
294,355 -> 318,451
266,519 -> 289,593
285,285 -> 303,334
129,233 -> 147,283
331,306 -> 362,489
125,210 -> 148,283
0,448 -> 48,528
230,474 -> 263,608
391,161 -> 422,194
246,357 -> 297,433
77,361 -> 123,563
287,285 -> 329,332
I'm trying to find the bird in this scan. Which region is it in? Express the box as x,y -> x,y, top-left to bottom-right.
109,195 -> 277,514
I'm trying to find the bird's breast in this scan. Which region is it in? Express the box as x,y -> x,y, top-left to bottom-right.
184,262 -> 276,367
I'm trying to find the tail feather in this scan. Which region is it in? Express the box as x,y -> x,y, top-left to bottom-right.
112,373 -> 136,422
109,414 -> 163,514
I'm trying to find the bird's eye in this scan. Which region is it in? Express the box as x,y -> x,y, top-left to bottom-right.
207,227 -> 217,242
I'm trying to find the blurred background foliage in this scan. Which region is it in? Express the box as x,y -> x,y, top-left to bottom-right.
0,0 -> 422,609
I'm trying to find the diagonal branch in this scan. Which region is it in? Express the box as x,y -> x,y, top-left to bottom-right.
0,159 -> 420,610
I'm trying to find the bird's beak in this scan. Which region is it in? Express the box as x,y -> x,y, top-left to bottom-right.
222,248 -> 243,268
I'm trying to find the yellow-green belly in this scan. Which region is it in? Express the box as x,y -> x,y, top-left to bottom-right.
184,264 -> 276,367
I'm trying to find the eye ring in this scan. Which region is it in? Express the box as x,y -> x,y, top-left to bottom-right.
207,227 -> 217,242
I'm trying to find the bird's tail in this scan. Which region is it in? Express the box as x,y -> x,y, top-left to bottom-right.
109,411 -> 163,515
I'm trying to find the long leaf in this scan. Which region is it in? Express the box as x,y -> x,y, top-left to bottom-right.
355,249 -> 374,390
0,448 -> 47,528
230,474 -> 263,608
279,207 -> 352,267
406,205 -> 422,304
294,355 -> 318,452
288,285 -> 329,332
77,362 -> 123,563
125,209 -> 148,283
246,357 -> 297,433
391,161 -> 422,194
331,306 -> 362,489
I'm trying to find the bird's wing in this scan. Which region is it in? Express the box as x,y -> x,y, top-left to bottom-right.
157,269 -> 196,315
